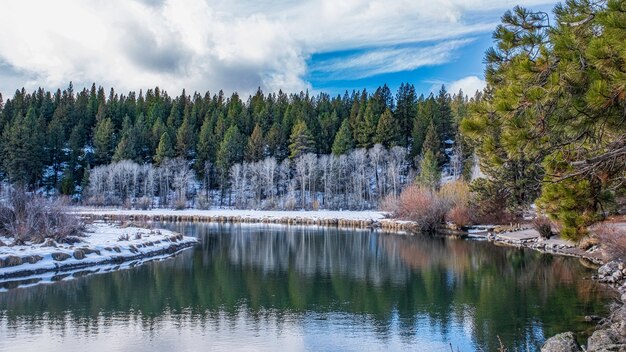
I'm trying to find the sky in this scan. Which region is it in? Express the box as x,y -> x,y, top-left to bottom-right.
0,0 -> 557,99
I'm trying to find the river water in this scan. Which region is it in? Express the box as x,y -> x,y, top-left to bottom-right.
0,223 -> 612,351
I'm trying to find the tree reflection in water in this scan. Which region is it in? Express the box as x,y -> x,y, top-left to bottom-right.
0,223 -> 612,351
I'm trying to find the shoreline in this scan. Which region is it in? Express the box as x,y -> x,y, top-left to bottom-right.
74,207 -> 606,264
0,222 -> 197,287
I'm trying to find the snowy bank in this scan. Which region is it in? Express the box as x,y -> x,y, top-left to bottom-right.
72,208 -> 414,230
0,223 -> 197,284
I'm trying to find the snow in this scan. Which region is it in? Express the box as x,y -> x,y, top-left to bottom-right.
72,208 -> 389,222
0,222 -> 197,283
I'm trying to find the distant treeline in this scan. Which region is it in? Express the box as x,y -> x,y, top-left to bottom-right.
0,83 -> 473,199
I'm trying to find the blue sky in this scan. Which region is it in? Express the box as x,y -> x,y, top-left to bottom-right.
0,0 -> 557,98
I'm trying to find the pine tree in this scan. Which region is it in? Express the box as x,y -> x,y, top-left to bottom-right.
154,132 -> 174,165
195,117 -> 215,174
412,96 -> 436,158
375,108 -> 399,148
288,120 -> 315,159
112,135 -> 137,162
395,83 -> 417,146
422,121 -> 440,159
355,103 -> 377,148
216,125 -> 245,181
2,108 -> 44,187
176,115 -> 195,159
93,117 -> 115,165
436,85 -> 453,143
332,119 -> 354,155
416,150 -> 439,190
245,124 -> 265,162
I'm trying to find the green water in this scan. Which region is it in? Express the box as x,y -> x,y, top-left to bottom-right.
0,223 -> 612,351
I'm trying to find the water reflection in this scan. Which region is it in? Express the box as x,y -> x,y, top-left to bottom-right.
0,223 -> 611,352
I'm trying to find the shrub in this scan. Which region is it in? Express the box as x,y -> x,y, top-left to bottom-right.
594,224 -> 626,261
379,194 -> 399,214
174,198 -> 186,210
447,204 -> 472,228
439,181 -> 471,208
395,185 -> 447,233
135,197 -> 153,210
533,216 -> 553,239
0,190 -> 85,244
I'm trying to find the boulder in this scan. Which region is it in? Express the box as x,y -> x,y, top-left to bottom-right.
587,328 -> 626,352
541,332 -> 581,352
72,249 -> 85,260
51,252 -> 71,261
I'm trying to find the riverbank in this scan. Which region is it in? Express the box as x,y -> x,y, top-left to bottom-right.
0,222 -> 197,287
72,207 -> 418,231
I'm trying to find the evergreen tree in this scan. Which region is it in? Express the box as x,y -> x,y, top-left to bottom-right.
245,124 -> 265,162
412,96 -> 436,158
288,120 -> 315,159
154,132 -> 174,165
332,119 -> 354,155
375,108 -> 400,148
2,108 -> 44,187
93,117 -> 115,165
216,125 -> 245,180
355,103 -> 377,148
176,115 -> 195,158
195,117 -> 215,174
435,85 -> 453,143
422,121 -> 441,161
416,150 -> 439,190
395,83 -> 417,146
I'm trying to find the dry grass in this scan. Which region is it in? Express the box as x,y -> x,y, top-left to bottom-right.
594,224 -> 626,261
0,190 -> 85,244
439,181 -> 470,207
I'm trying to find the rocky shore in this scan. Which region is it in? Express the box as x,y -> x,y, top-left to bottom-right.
0,223 -> 197,288
541,260 -> 626,352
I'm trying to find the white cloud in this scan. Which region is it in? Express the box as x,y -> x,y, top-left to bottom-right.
312,39 -> 474,80
0,0 -> 555,96
448,76 -> 487,96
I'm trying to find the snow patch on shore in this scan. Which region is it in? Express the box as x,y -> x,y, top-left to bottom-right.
0,222 -> 197,284
73,208 -> 388,222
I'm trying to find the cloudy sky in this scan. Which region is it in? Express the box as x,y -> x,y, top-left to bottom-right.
0,0 -> 556,98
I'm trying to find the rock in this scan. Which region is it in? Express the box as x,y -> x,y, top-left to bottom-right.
587,328 -> 626,352
599,262 -> 618,277
73,249 -> 85,260
41,239 -> 57,248
621,294 -> 626,303
51,252 -> 71,261
541,332 -> 581,352
613,271 -> 623,281
3,255 -> 23,267
619,263 -> 624,271
23,255 -> 42,264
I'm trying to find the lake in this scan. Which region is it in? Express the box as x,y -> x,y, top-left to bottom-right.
0,223 -> 612,351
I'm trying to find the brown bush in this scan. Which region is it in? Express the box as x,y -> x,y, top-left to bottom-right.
395,185 -> 447,233
379,194 -> 399,214
533,216 -> 553,239
594,224 -> 626,261
0,190 -> 85,244
447,204 -> 472,228
439,181 -> 470,208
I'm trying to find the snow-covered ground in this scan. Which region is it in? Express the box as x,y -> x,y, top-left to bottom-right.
0,222 -> 197,285
73,207 -> 389,222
